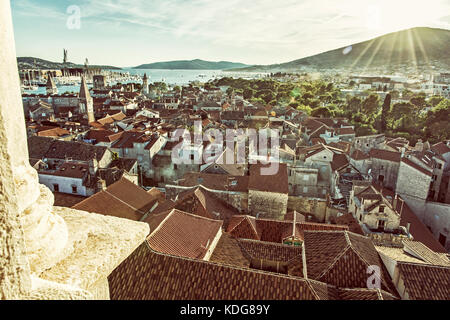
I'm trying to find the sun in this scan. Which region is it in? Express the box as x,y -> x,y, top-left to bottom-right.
341,0 -> 443,35
374,0 -> 442,33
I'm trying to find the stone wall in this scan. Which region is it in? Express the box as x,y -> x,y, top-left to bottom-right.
370,158 -> 399,190
400,195 -> 450,252
288,196 -> 327,222
422,201 -> 450,251
248,190 -> 288,220
396,161 -> 431,201
0,0 -> 33,298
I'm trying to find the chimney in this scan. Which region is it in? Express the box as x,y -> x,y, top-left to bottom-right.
406,222 -> 411,235
400,147 -> 405,158
415,139 -> 423,152
97,178 -> 107,192
89,157 -> 98,176
393,193 -> 398,209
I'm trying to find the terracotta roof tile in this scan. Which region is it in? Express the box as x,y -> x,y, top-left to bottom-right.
109,244 -> 327,300
369,149 -> 401,162
403,240 -> 450,266
351,149 -> 369,160
227,215 -> 348,243
397,262 -> 450,300
72,178 -> 159,221
147,209 -> 223,260
303,230 -> 397,295
248,163 -> 289,194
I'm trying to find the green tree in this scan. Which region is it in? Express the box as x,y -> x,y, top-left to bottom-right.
311,106 -> 333,118
347,96 -> 362,114
361,94 -> 380,116
424,99 -> 450,143
380,93 -> 391,133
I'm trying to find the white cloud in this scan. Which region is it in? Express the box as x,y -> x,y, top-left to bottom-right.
11,0 -> 450,65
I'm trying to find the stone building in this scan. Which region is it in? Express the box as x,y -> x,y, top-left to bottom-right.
395,158 -> 432,203
93,75 -> 107,90
368,149 -> 401,190
351,134 -> 385,154
349,183 -> 401,233
248,163 -> 289,220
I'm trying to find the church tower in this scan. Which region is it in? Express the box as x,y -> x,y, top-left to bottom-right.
142,73 -> 149,95
79,75 -> 95,123
46,73 -> 58,95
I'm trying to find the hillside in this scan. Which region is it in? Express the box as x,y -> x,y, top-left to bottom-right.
17,57 -> 121,70
134,59 -> 250,70
232,27 -> 450,72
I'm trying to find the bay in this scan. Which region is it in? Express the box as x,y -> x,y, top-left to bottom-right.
23,69 -> 268,95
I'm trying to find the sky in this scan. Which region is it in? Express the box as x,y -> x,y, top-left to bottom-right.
10,0 -> 450,67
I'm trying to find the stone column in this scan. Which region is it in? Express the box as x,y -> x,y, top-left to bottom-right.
0,0 -> 32,299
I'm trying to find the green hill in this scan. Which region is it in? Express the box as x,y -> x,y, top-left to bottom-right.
232,27 -> 450,72
134,59 -> 250,70
17,57 -> 121,70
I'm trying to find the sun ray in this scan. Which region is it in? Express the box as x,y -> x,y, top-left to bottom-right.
348,38 -> 376,74
406,28 -> 418,74
385,29 -> 399,73
362,35 -> 386,74
411,27 -> 432,74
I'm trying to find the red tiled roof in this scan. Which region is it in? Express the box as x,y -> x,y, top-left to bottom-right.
303,230 -> 397,294
334,214 -> 365,235
147,209 -> 222,260
227,215 -> 348,243
351,149 -> 369,160
72,177 -> 159,221
336,127 -> 355,135
109,243 -> 331,300
397,262 -> 450,300
174,187 -> 240,228
37,127 -> 70,138
85,129 -> 117,143
369,149 -> 401,162
331,153 -> 349,171
337,288 -> 396,300
248,163 -> 289,194
239,238 -> 302,261
431,142 -> 450,155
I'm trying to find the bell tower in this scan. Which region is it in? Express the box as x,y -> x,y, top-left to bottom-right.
142,73 -> 149,95
79,75 -> 95,123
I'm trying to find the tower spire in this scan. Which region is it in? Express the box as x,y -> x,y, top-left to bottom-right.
79,75 -> 95,123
